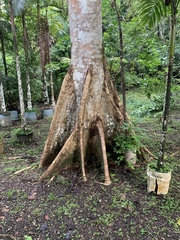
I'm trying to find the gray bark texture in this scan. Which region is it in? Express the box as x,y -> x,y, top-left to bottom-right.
39,0 -> 124,184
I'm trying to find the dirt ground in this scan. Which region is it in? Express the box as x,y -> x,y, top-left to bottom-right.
0,114 -> 179,240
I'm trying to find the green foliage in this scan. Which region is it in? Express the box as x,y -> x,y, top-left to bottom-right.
113,123 -> 140,164
171,85 -> 180,109
24,236 -> 33,240
148,159 -> 172,173
0,0 -> 180,116
13,127 -> 33,136
137,0 -> 168,27
102,1 -> 168,96
131,94 -> 164,117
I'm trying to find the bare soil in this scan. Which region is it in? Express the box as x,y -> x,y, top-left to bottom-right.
0,114 -> 179,240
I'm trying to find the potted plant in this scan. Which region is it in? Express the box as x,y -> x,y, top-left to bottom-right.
146,1 -> 177,195
147,159 -> 172,195
0,134 -> 4,154
14,127 -> 33,143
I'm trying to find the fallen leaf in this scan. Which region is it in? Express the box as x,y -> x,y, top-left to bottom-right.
2,207 -> 9,212
16,217 -> 23,222
28,195 -> 36,200
128,204 -> 133,212
121,193 -> 126,200
44,215 -> 50,221
177,218 -> 180,226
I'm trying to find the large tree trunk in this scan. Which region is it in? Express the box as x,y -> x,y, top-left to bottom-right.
39,0 -> 124,184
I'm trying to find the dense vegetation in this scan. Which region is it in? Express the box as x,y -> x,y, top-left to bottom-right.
0,0 -> 180,113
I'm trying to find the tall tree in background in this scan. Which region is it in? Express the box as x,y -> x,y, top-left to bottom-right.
0,21 -> 7,112
0,72 -> 6,112
22,10 -> 32,110
37,0 -> 50,105
112,0 -> 127,122
158,0 -> 178,169
39,0 -> 125,184
9,0 -> 26,127
45,2 -> 55,107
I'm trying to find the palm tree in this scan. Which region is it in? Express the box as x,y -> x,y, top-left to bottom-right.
137,0 -> 179,169
22,10 -> 33,111
37,0 -> 50,105
0,22 -> 7,112
9,0 -> 26,127
0,72 -> 6,112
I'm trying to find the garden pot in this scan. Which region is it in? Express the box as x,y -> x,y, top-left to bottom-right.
25,111 -> 37,123
147,167 -> 171,195
9,110 -> 19,121
0,112 -> 12,127
0,138 -> 3,154
16,132 -> 33,143
42,108 -> 54,119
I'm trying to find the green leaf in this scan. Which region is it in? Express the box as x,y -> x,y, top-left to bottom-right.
137,0 -> 169,27
24,236 -> 33,240
177,218 -> 180,226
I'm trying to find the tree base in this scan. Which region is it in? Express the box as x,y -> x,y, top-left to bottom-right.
39,66 -> 124,184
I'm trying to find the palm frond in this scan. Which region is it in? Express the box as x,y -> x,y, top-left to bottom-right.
137,0 -> 169,28
12,0 -> 26,15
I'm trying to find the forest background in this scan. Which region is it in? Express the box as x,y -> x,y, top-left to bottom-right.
0,0 -> 180,114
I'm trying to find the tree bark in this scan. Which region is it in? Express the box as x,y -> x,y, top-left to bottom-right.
39,0 -> 124,184
37,0 -> 50,105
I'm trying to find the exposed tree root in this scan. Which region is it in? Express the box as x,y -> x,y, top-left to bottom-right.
39,126 -> 78,181
39,67 -> 76,167
39,65 -> 125,183
78,69 -> 92,181
96,119 -> 111,185
137,146 -> 154,162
